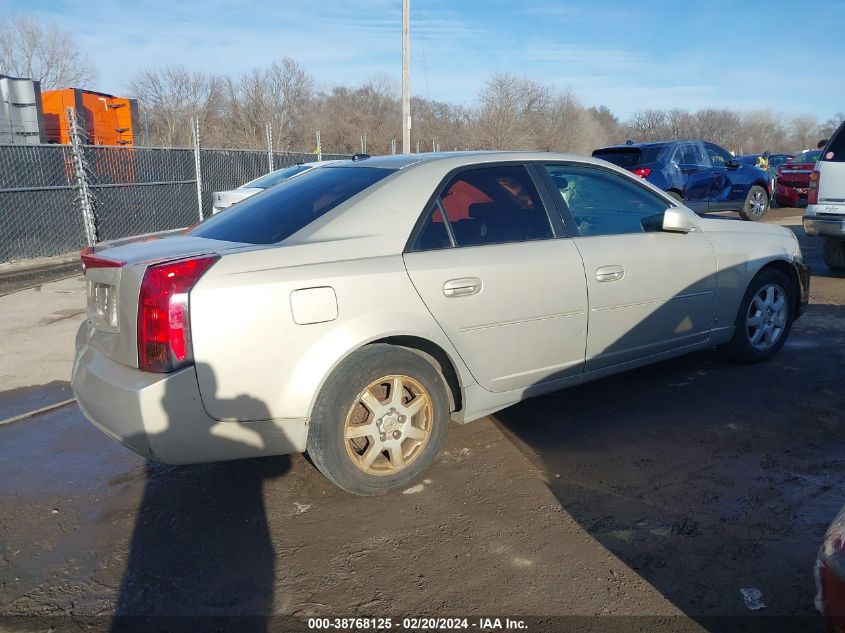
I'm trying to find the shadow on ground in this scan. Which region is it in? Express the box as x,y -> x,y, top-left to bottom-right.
493,303 -> 845,626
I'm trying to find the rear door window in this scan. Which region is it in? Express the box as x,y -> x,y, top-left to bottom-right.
190,166 -> 394,244
703,143 -> 733,167
673,143 -> 708,167
412,165 -> 553,250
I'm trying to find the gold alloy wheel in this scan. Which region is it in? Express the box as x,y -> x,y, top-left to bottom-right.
343,374 -> 433,476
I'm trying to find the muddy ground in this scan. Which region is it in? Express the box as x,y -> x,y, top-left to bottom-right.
0,208 -> 843,633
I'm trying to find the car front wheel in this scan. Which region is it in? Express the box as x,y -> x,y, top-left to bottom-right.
307,344 -> 450,495
725,268 -> 793,363
739,185 -> 769,221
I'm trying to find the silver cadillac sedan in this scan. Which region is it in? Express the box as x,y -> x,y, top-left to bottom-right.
72,151 -> 809,495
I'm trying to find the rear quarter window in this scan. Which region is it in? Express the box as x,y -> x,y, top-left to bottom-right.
822,122 -> 845,162
189,166 -> 394,244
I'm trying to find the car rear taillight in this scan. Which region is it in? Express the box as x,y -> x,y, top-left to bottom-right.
631,167 -> 651,178
809,170 -> 820,205
137,255 -> 219,373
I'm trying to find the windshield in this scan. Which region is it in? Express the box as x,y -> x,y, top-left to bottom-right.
241,164 -> 312,190
190,166 -> 395,245
790,150 -> 822,164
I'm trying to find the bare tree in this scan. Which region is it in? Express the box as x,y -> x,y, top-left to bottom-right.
789,115 -> 821,151
311,74 -> 401,155
820,113 -> 845,140
474,72 -> 552,149
122,59 -> 831,157
0,15 -> 97,89
535,90 -> 581,152
128,67 -> 225,147
628,110 -> 668,141
411,96 -> 472,152
587,106 -> 624,145
226,58 -> 315,151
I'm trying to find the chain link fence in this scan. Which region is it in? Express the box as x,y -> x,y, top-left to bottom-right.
0,142 -> 352,263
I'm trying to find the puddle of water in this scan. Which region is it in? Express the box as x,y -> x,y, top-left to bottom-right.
0,404 -> 143,498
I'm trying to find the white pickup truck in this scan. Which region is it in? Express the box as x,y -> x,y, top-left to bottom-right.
804,121 -> 845,269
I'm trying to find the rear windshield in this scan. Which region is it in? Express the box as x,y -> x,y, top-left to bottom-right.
242,164 -> 311,189
190,166 -> 395,244
592,145 -> 665,168
822,122 -> 845,162
790,150 -> 822,164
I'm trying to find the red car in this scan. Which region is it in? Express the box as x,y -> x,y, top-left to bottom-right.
776,150 -> 823,207
817,507 -> 845,630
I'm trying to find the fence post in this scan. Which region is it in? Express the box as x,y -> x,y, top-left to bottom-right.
67,107 -> 97,246
266,123 -> 273,172
192,117 -> 203,222
315,130 -> 322,162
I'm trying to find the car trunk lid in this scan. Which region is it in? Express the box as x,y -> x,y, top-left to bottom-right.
778,162 -> 815,187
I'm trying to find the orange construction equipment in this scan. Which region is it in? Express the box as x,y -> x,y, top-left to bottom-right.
41,88 -> 138,145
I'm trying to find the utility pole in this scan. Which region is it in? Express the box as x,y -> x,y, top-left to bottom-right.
401,0 -> 411,154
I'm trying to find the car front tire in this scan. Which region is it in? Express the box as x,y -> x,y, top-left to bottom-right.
307,344 -> 450,495
739,185 -> 769,221
725,268 -> 793,363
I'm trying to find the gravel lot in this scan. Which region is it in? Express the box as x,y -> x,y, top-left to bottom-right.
0,208 -> 842,632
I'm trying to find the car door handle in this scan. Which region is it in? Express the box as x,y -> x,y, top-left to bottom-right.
443,277 -> 482,297
596,265 -> 625,283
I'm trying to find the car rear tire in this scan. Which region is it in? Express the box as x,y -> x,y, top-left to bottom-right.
739,185 -> 769,221
306,344 -> 450,495
823,237 -> 845,270
724,268 -> 793,363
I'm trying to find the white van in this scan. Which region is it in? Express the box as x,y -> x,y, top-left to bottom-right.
804,121 -> 845,269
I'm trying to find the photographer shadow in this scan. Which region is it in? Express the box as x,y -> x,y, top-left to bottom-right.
110,364 -> 292,632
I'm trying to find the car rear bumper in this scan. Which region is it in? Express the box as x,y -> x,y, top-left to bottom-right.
775,182 -> 808,207
71,326 -> 308,464
804,206 -> 845,237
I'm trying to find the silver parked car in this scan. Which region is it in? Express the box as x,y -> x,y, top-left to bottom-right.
211,160 -> 340,214
72,152 -> 809,495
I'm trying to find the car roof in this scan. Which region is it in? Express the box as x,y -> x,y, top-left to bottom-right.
325,150 -> 615,171
594,141 -> 677,151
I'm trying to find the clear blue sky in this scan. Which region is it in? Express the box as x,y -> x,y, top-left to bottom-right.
4,0 -> 843,120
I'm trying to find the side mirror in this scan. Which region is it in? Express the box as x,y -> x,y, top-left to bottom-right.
662,207 -> 697,233
726,159 -> 741,169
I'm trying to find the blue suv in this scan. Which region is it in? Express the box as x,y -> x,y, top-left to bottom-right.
592,140 -> 771,220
